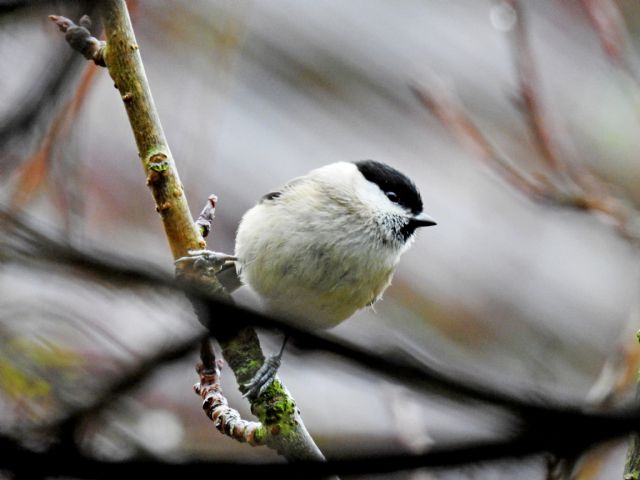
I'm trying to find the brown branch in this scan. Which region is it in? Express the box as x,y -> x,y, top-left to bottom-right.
50,3 -> 327,465
569,442 -> 618,480
47,9 -> 206,262
506,0 -> 567,174
581,0 -> 640,83
11,62 -> 99,211
411,81 -> 551,203
97,5 -> 207,262
587,312 -> 640,409
194,341 -> 266,446
624,330 -> 640,479
506,4 -> 640,476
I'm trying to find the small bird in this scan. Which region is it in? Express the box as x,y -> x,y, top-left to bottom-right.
235,160 -> 435,327
183,160 -> 436,397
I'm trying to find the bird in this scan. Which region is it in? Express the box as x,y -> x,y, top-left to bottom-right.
181,160 -> 436,398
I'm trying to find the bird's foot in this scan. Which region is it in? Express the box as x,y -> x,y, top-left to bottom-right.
241,354 -> 282,400
242,335 -> 289,401
175,249 -> 237,275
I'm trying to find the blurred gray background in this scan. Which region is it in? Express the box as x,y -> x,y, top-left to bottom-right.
2,1 -> 640,478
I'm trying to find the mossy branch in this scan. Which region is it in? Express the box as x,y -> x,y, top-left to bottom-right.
623,331 -> 640,479
50,1 -> 327,465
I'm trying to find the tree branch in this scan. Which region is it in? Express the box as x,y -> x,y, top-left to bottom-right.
49,1 -> 326,464
624,332 -> 640,479
98,3 -> 205,263
410,82 -> 550,203
11,62 -> 99,213
194,342 -> 266,446
505,0 -> 565,174
581,0 -> 640,84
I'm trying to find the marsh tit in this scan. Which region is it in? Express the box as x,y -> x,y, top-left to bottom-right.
183,160 -> 436,397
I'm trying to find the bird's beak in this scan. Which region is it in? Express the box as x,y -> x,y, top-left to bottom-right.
409,211 -> 437,228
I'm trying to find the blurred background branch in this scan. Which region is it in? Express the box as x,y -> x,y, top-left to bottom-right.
413,1 -> 640,478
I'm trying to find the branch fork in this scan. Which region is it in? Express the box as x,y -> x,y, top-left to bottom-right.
194,357 -> 265,446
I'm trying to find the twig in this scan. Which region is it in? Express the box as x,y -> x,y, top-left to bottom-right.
578,5 -> 640,474
581,0 -> 640,84
0,3 -> 96,164
196,194 -> 217,238
505,0 -> 565,173
506,0 -> 640,240
570,442 -> 618,480
624,332 -> 640,479
49,15 -> 106,66
194,341 -> 265,446
11,62 -> 99,212
410,82 -> 549,203
581,0 -> 625,64
587,311 -> 640,409
49,330 -> 206,433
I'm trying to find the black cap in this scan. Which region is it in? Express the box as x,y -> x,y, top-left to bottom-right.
354,160 -> 423,214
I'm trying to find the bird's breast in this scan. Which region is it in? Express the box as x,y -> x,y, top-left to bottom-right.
235,204 -> 399,329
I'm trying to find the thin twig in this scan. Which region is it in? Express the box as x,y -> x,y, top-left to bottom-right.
411,82 -> 548,202
581,0 -> 640,83
507,0 -> 640,240
11,62 -> 99,211
195,194 -> 217,238
505,0 -> 565,173
49,15 -> 106,66
194,344 -> 265,446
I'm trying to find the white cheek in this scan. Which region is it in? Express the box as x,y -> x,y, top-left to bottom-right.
353,176 -> 412,249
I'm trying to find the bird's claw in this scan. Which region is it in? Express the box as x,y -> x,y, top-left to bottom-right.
175,249 -> 237,274
241,354 -> 282,400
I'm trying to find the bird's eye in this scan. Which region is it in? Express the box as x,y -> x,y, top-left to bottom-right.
385,191 -> 399,203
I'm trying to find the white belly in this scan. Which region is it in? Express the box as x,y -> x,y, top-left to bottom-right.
235,203 -> 399,330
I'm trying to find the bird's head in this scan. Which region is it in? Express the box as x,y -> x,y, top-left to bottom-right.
350,160 -> 436,248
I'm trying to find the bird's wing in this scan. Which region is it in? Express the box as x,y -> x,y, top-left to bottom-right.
259,176 -> 306,203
